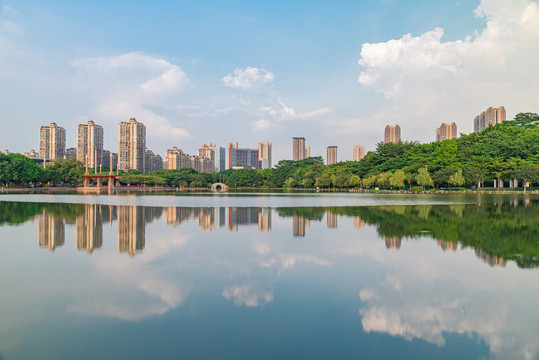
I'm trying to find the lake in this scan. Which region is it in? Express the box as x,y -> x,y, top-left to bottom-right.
0,193 -> 537,359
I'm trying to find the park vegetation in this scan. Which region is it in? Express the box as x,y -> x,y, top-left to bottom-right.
1,113 -> 538,190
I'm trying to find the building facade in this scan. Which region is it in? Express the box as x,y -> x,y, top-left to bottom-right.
77,120 -> 103,168
39,122 -> 66,160
198,143 -> 225,172
65,148 -> 77,160
229,147 -> 259,170
305,146 -> 311,159
118,118 -> 146,172
353,145 -> 365,161
436,122 -> 458,141
473,106 -> 506,132
258,142 -> 272,169
293,137 -> 306,161
144,148 -> 163,173
384,125 -> 401,144
327,146 -> 337,165
167,146 -> 213,173
102,150 -> 118,170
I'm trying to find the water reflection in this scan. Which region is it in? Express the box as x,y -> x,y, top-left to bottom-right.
1,198 -> 535,268
0,196 -> 538,359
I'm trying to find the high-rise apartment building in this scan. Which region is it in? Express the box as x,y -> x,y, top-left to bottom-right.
353,145 -> 365,161
65,147 -> 77,160
258,142 -> 272,169
39,122 -> 66,160
77,120 -> 103,168
473,106 -> 506,132
436,122 -> 458,141
118,118 -> 146,172
198,143 -> 225,172
102,150 -> 118,170
384,125 -> 401,144
167,146 -> 213,173
293,137 -> 305,161
305,146 -> 310,159
327,146 -> 337,165
144,148 -> 163,173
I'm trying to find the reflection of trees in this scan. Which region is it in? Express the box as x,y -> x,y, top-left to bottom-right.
327,199 -> 539,268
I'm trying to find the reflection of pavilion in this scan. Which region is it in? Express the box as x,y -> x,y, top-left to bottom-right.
436,240 -> 457,252
475,249 -> 506,267
384,236 -> 401,250
76,204 -> 103,253
117,206 -> 145,256
38,209 -> 65,251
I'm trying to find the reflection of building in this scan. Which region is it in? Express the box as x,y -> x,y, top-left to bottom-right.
473,106 -> 506,132
384,125 -> 401,144
118,118 -> 146,172
165,207 -> 223,231
384,236 -> 401,249
327,146 -> 337,165
327,211 -> 337,228
76,204 -> 103,253
258,208 -> 271,232
293,137 -> 305,161
475,249 -> 506,267
117,206 -> 146,256
435,122 -> 457,142
38,209 -> 65,251
354,216 -> 365,230
228,207 -> 259,231
39,122 -> 66,160
293,214 -> 306,237
353,145 -> 365,161
437,240 -> 457,252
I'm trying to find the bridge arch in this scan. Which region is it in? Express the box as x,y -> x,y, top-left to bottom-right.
211,182 -> 229,191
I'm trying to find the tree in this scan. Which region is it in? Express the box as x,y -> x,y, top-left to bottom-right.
415,167 -> 433,190
389,170 -> 406,189
448,169 -> 465,191
314,174 -> 332,188
350,175 -> 360,188
514,164 -> 539,192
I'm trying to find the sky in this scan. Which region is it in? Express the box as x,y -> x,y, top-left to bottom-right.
0,0 -> 538,162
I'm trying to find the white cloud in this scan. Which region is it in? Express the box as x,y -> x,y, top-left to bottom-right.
70,52 -> 191,146
222,283 -> 274,307
223,66 -> 274,90
357,0 -> 539,140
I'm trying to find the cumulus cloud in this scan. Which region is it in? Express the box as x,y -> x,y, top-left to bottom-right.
223,66 -> 274,90
70,52 -> 191,144
357,0 -> 539,140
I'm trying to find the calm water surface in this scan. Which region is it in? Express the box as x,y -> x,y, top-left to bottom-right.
0,193 -> 537,359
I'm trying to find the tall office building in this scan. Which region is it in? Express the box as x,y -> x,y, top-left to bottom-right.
258,142 -> 272,169
353,145 -> 365,161
39,122 -> 66,160
473,106 -> 506,132
292,137 -> 305,161
384,125 -> 401,143
77,120 -> 103,168
436,122 -> 458,141
227,142 -> 238,169
229,147 -> 259,169
305,146 -> 311,159
327,146 -> 337,165
198,143 -> 225,172
118,118 -> 146,172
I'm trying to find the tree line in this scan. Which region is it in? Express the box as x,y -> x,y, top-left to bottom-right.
1,113 -> 538,189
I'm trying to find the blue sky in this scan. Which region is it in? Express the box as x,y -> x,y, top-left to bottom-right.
1,0 -> 538,162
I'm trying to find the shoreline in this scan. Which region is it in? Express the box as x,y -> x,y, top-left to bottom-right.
0,186 -> 537,195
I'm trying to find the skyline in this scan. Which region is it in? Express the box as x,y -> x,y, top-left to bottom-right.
1,0 -> 538,161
